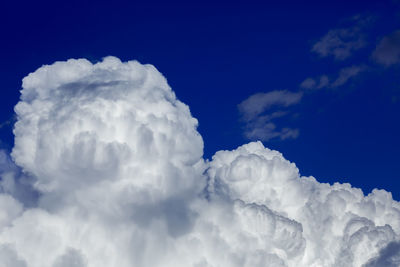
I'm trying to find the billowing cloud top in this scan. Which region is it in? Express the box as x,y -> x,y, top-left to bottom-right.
13,57 -> 204,199
0,57 -> 399,267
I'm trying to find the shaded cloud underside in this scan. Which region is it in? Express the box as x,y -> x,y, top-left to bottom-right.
0,57 -> 399,267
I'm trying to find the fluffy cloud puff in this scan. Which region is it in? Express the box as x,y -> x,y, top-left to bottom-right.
0,57 -> 399,267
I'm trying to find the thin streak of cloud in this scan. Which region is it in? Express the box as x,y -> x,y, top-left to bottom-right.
300,75 -> 329,90
312,15 -> 372,60
238,90 -> 302,141
372,30 -> 400,67
331,65 -> 366,87
238,90 -> 303,120
300,65 -> 365,90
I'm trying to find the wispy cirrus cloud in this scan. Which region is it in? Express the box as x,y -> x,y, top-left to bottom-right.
312,28 -> 365,60
0,118 -> 13,130
241,15 -> 375,144
238,90 -> 303,120
372,30 -> 400,67
300,75 -> 329,90
238,90 -> 302,141
331,65 -> 366,87
312,15 -> 371,60
300,65 -> 366,90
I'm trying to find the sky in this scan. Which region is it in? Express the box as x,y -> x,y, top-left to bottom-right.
2,0 -> 399,198
1,1 -> 400,266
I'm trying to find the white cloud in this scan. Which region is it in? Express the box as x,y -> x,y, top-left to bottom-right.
207,142 -> 400,266
238,90 -> 302,141
52,248 -> 87,267
0,57 -> 399,266
372,30 -> 400,67
0,244 -> 27,267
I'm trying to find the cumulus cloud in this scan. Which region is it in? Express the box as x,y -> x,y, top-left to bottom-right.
238,90 -> 302,141
207,142 -> 400,266
372,30 -> 400,67
363,241 -> 400,267
0,150 -> 38,207
0,57 -> 400,267
312,16 -> 369,60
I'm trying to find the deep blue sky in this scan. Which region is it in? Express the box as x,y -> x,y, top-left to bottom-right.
1,1 -> 400,198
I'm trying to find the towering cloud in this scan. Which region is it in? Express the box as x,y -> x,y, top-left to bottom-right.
0,57 -> 399,266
